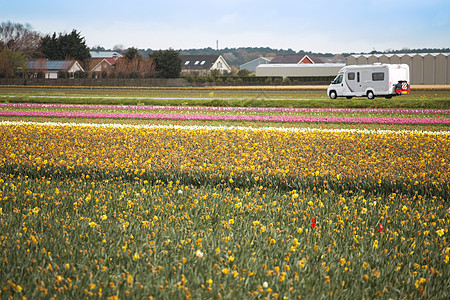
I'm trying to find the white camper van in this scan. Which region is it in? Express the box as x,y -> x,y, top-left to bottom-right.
327,64 -> 410,99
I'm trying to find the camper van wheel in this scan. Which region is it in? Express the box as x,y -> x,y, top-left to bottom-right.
346,96 -> 353,99
329,91 -> 337,99
367,91 -> 375,99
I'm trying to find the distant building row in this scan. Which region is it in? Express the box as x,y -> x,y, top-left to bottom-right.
26,52 -> 232,79
25,51 -> 450,85
346,53 -> 450,85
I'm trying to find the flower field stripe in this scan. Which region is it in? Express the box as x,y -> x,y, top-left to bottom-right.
2,120 -> 450,136
1,109 -> 449,124
1,102 -> 449,114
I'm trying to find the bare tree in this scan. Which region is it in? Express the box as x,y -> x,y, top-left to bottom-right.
113,57 -> 155,78
0,21 -> 42,58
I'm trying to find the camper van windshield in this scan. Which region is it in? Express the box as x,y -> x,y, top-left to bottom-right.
332,75 -> 343,84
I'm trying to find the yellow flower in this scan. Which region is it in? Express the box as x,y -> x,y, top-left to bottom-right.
362,262 -> 369,270
15,285 -> 22,292
299,258 -> 306,268
373,240 -> 379,250
101,214 -> 107,220
222,268 -> 229,275
195,250 -> 204,258
133,253 -> 140,260
228,219 -> 234,225
402,206 -> 408,213
127,275 -> 133,286
207,279 -> 213,286
228,256 -> 234,262
436,229 -> 444,237
89,221 -> 97,228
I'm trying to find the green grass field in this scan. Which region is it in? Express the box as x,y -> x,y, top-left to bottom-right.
1,85 -> 450,109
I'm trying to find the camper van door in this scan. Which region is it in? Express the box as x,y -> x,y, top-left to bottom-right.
345,71 -> 361,96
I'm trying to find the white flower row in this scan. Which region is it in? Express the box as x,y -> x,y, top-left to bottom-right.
1,120 -> 449,136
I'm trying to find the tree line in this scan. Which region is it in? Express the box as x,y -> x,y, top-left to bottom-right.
0,21 -> 181,79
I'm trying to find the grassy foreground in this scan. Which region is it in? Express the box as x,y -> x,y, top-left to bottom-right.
0,122 -> 449,299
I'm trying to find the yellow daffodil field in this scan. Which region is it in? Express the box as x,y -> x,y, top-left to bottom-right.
0,101 -> 449,299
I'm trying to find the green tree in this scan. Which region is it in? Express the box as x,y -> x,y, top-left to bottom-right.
237,69 -> 253,77
124,47 -> 142,60
0,49 -> 27,78
40,30 -> 90,61
40,33 -> 59,59
150,49 -> 181,78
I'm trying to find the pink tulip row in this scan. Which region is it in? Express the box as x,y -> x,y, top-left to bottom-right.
1,109 -> 449,124
1,103 -> 448,115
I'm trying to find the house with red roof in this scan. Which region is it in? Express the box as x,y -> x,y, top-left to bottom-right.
89,58 -> 118,77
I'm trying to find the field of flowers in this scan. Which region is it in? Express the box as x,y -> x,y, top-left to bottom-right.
0,100 -> 449,299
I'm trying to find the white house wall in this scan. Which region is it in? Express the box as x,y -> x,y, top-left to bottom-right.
46,72 -> 58,79
211,56 -> 231,73
68,62 -> 84,73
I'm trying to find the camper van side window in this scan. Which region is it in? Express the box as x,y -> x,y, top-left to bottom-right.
347,72 -> 355,80
372,72 -> 384,81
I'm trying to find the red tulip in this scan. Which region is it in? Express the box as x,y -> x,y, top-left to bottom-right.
311,217 -> 316,229
376,223 -> 383,233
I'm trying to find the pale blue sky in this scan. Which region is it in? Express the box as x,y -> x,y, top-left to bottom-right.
1,0 -> 449,53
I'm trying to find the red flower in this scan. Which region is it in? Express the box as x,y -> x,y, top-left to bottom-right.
311,217 -> 316,229
376,223 -> 383,233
